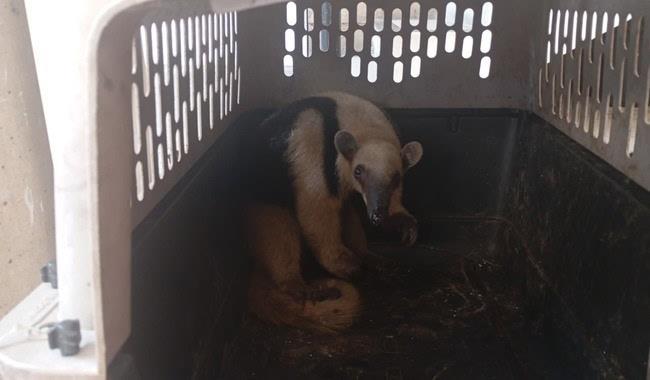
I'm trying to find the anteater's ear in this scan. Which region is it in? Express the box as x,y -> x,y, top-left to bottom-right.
334,131 -> 359,161
401,141 -> 423,170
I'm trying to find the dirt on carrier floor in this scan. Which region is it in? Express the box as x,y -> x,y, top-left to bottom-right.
218,219 -> 581,380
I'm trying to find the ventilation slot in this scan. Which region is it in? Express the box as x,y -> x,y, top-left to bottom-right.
368,61 -> 378,83
481,30 -> 492,53
445,2 -> 456,27
338,36 -> 347,58
626,104 -> 638,157
479,57 -> 491,78
646,67 -> 650,124
463,9 -> 474,33
427,36 -> 438,58
393,36 -> 403,58
131,83 -> 142,155
357,3 -> 367,26
427,9 -> 438,32
554,10 -> 561,55
135,162 -> 144,201
146,126 -> 155,189
445,31 -> 456,53
592,110 -> 601,139
481,2 -> 493,26
322,2 -> 332,26
182,102 -> 189,154
162,22 -> 170,85
570,11 -> 577,54
634,17 -> 643,77
354,30 -> 364,52
374,9 -> 385,32
340,9 -> 350,32
410,57 -> 421,77
140,26 -> 151,97
567,80 -> 573,124
303,35 -> 313,57
157,143 -> 165,180
603,95 -> 613,144
393,61 -> 404,83
618,61 -> 626,111
392,9 -> 402,32
351,55 -> 361,77
462,36 -> 473,59
287,2 -> 297,26
371,36 -> 381,58
304,8 -> 315,31
280,2 -> 496,83
410,31 -> 421,53
320,30 -> 330,52
410,3 -> 420,26
285,29 -> 295,52
583,89 -> 591,133
132,11 -> 241,204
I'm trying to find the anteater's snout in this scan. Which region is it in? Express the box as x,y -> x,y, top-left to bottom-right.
369,208 -> 388,226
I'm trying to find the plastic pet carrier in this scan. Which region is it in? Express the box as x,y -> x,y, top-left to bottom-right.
0,0 -> 649,378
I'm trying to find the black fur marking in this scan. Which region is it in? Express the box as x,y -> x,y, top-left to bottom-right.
319,100 -> 341,197
380,108 -> 403,142
241,109 -> 294,208
243,97 -> 341,208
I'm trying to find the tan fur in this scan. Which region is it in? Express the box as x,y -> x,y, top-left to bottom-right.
389,186 -> 408,215
286,92 -> 413,278
323,92 -> 400,146
341,199 -> 369,257
246,203 -> 361,332
245,203 -> 302,287
247,93 -> 420,332
287,109 -> 361,278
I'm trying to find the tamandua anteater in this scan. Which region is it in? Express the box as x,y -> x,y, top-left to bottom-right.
244,92 -> 423,333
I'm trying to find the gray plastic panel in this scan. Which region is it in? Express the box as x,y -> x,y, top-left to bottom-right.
114,0 -> 650,224
239,0 -> 533,110
127,8 -> 245,225
537,0 -> 650,191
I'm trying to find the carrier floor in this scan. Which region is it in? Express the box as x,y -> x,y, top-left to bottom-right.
219,220 -> 580,380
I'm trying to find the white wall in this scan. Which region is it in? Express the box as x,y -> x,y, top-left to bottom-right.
0,0 -> 54,318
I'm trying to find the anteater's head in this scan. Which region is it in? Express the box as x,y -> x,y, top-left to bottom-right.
335,131 -> 423,226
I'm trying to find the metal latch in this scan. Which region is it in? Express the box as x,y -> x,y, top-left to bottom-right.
47,320 -> 81,356
40,260 -> 57,289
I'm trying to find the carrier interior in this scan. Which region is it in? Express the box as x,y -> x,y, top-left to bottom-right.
96,0 -> 650,378
119,109 -> 650,379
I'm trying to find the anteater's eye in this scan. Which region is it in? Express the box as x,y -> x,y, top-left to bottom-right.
354,165 -> 364,179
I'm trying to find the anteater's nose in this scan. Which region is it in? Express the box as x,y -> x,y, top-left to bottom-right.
370,211 -> 384,226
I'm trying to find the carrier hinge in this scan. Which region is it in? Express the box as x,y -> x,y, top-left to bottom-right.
40,260 -> 57,289
47,320 -> 81,356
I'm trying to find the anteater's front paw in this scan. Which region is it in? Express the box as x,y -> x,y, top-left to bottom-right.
384,213 -> 418,247
326,247 -> 361,279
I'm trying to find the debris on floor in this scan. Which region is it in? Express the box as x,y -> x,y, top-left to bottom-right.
219,220 -> 580,380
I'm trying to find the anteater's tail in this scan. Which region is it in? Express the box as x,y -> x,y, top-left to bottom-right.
248,272 -> 361,333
